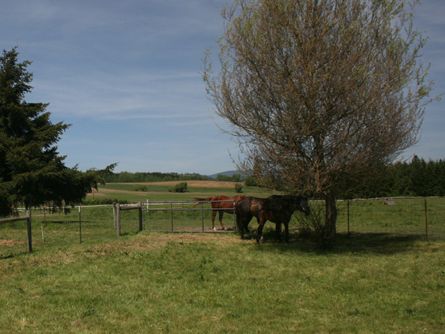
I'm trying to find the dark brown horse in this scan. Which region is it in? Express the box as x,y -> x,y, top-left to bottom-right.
235,195 -> 310,242
195,195 -> 246,230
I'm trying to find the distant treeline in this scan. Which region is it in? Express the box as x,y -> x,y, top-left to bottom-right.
103,157 -> 445,198
214,174 -> 243,182
104,172 -> 210,183
338,156 -> 445,198
104,171 -> 248,183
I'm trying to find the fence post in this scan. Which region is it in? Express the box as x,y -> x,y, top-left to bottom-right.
26,210 -> 33,253
146,200 -> 149,231
78,205 -> 82,243
170,202 -> 174,232
138,202 -> 143,232
233,201 -> 237,232
424,198 -> 429,241
113,203 -> 116,229
41,206 -> 45,243
114,203 -> 121,237
201,202 -> 204,232
347,200 -> 350,236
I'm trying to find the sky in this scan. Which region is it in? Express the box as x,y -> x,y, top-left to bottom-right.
0,0 -> 444,175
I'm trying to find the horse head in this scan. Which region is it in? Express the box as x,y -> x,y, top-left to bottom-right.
296,196 -> 310,216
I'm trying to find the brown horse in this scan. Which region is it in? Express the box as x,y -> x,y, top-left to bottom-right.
194,195 -> 246,230
235,195 -> 310,242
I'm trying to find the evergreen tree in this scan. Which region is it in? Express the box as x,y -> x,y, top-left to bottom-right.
0,48 -> 93,215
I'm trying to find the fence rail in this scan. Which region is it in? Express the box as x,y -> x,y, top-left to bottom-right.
1,197 -> 444,257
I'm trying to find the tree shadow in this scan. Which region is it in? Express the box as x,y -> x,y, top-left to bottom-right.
253,231 -> 428,255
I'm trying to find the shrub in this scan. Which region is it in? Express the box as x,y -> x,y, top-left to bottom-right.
81,198 -> 128,205
298,202 -> 324,239
134,185 -> 148,192
169,182 -> 188,193
234,183 -> 243,193
244,176 -> 257,187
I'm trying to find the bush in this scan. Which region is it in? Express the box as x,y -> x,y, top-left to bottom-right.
134,185 -> 148,192
169,182 -> 188,193
234,183 -> 243,193
244,176 -> 257,187
81,198 -> 129,205
298,202 -> 325,239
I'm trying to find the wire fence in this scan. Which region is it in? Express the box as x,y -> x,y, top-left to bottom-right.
1,197 -> 444,258
334,197 -> 445,240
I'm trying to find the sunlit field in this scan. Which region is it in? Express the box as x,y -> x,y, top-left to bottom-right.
1,181 -> 444,333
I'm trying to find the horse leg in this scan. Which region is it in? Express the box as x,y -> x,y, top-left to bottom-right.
256,214 -> 266,243
236,214 -> 244,237
256,222 -> 265,243
211,210 -> 217,231
275,222 -> 282,240
236,215 -> 251,239
284,222 -> 289,243
218,210 -> 225,230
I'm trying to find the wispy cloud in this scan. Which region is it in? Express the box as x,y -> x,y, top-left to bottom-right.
31,69 -> 213,121
1,0 -> 443,173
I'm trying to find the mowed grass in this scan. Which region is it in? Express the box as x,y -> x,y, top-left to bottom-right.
0,232 -> 444,333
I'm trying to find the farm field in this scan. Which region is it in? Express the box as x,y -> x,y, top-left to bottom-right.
0,232 -> 444,333
1,181 -> 444,332
91,180 -> 276,202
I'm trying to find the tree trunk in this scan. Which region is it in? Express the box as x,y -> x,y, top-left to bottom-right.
324,192 -> 337,239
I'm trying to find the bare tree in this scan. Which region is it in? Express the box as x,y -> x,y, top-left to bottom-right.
204,0 -> 432,239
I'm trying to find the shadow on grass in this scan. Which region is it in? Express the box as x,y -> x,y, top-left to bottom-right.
254,231 -> 428,255
0,253 -> 16,260
0,250 -> 28,260
41,220 -> 80,224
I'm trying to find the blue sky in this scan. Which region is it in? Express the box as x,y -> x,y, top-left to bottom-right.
1,0 -> 443,175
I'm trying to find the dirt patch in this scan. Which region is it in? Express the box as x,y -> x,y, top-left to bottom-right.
84,232 -> 244,256
132,233 -> 245,251
0,239 -> 24,247
93,188 -> 140,195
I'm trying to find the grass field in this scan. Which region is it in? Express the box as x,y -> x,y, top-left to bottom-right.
1,181 -> 444,333
0,233 -> 444,333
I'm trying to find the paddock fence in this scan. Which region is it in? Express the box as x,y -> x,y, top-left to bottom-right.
0,212 -> 32,253
0,200 -> 237,258
1,197 -> 444,258
333,197 -> 444,241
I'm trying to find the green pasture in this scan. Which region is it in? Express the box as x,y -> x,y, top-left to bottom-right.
1,183 -> 444,332
334,197 -> 445,238
0,232 -> 444,333
1,184 -> 445,258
